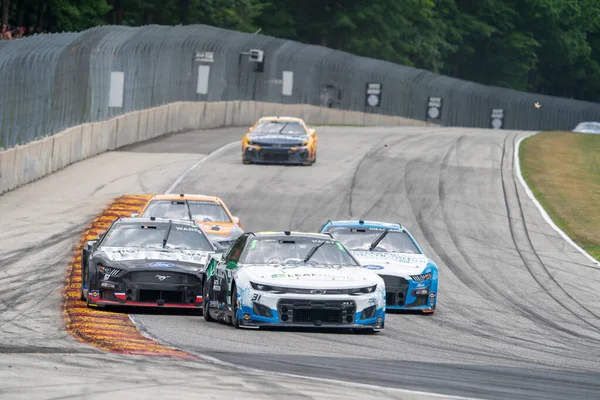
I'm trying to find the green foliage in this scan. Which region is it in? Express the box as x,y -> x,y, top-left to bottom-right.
3,0 -> 600,102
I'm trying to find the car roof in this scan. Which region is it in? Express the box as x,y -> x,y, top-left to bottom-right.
117,217 -> 198,226
252,231 -> 333,239
258,116 -> 305,123
326,220 -> 404,231
149,194 -> 222,203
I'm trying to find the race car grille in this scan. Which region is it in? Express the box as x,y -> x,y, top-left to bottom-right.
381,275 -> 409,307
258,142 -> 303,147
124,271 -> 200,285
261,150 -> 289,162
138,290 -> 185,304
277,299 -> 356,325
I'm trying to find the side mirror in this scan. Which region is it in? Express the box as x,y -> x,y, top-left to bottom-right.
86,239 -> 99,249
131,212 -> 139,217
232,216 -> 241,227
248,127 -> 253,132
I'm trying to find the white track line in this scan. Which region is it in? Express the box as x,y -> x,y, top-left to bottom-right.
165,140 -> 240,194
128,315 -> 480,400
514,135 -> 599,265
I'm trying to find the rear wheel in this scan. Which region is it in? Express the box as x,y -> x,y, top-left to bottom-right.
203,279 -> 215,322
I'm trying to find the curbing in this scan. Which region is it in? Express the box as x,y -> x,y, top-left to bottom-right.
0,100 -> 434,196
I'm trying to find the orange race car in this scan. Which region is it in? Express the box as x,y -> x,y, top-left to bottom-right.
241,116 -> 318,165
133,194 -> 244,250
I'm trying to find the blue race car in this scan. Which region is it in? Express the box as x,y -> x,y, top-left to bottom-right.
319,220 -> 439,313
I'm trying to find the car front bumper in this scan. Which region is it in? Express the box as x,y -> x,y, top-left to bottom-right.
86,270 -> 203,309
236,291 -> 386,330
243,145 -> 312,164
381,275 -> 437,312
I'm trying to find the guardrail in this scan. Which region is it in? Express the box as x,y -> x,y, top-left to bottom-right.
0,100 -> 431,195
0,24 -> 599,151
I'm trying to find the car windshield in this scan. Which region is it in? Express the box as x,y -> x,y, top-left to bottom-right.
240,237 -> 359,266
188,200 -> 231,222
140,200 -> 231,223
253,120 -> 306,135
101,223 -> 213,251
325,227 -> 422,254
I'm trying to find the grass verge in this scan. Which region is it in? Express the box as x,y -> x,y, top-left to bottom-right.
519,131 -> 600,261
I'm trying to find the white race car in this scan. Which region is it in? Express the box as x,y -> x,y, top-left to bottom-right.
319,220 -> 439,314
202,231 -> 386,332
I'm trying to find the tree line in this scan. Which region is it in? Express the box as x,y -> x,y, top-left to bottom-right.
2,0 -> 599,102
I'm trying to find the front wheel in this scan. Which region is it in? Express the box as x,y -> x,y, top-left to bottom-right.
231,283 -> 240,329
203,279 -> 215,322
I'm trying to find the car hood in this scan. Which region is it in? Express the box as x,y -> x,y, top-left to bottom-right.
99,247 -> 212,267
242,264 -> 381,288
248,133 -> 309,144
197,221 -> 243,237
349,251 -> 429,276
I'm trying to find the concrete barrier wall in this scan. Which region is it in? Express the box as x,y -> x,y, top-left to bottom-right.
0,101 -> 434,195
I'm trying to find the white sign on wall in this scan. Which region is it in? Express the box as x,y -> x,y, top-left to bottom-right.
195,52 -> 214,63
109,71 -> 125,108
366,83 -> 382,107
282,71 -> 294,96
196,65 -> 210,95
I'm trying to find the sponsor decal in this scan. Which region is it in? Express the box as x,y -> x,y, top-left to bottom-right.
363,265 -> 384,270
272,272 -> 354,279
175,226 -> 196,232
335,242 -> 346,252
271,273 -> 286,278
352,251 -> 427,266
155,275 -> 171,281
368,297 -> 378,304
249,240 -> 257,250
91,290 -> 99,298
149,262 -> 175,268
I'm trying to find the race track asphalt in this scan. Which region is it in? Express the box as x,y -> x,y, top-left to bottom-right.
131,126 -> 600,399
2,125 -> 600,399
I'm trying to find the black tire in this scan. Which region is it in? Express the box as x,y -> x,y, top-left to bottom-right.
85,266 -> 96,308
231,283 -> 240,329
80,256 -> 87,301
203,278 -> 215,322
80,281 -> 86,302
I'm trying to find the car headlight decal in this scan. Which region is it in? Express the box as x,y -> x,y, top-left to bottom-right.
410,273 -> 432,282
98,265 -> 121,278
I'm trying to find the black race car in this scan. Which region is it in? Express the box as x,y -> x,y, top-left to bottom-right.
81,217 -> 220,309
